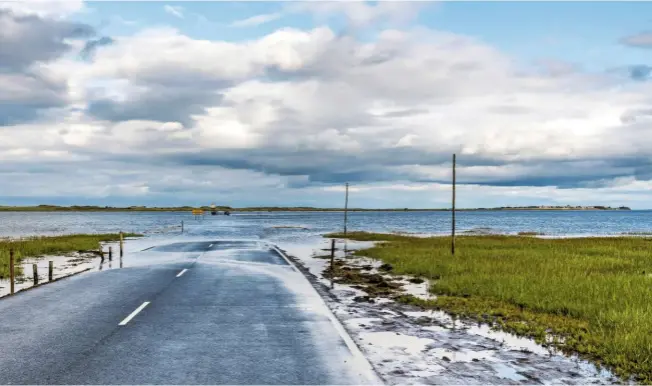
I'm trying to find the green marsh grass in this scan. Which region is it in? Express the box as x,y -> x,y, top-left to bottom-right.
0,233 -> 141,279
328,231 -> 652,382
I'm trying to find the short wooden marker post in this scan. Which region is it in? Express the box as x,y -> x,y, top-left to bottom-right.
119,231 -> 124,257
48,261 -> 54,281
181,221 -> 184,233
330,239 -> 336,288
9,249 -> 15,295
99,242 -> 104,262
32,263 -> 38,285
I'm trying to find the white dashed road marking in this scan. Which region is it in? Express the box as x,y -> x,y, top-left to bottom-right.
119,302 -> 150,326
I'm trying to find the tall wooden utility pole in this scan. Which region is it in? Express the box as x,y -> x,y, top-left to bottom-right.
451,154 -> 456,255
344,182 -> 349,235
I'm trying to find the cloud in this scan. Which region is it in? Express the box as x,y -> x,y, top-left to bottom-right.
3,2 -> 652,207
0,0 -> 85,18
163,5 -> 184,19
0,8 -> 96,125
80,36 -> 114,59
620,31 -> 652,48
289,1 -> 424,29
0,9 -> 94,70
229,12 -> 282,28
628,65 -> 652,81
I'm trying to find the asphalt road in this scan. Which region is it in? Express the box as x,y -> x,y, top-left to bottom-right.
0,239 -> 380,384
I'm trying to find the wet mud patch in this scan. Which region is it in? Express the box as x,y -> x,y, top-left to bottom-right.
277,238 -> 620,385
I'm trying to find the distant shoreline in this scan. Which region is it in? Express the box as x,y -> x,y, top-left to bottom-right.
0,205 -> 633,212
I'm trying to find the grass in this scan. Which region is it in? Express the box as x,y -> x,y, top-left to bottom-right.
327,231 -> 652,383
0,233 -> 141,279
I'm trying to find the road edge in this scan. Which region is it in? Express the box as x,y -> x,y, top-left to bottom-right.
270,244 -> 384,385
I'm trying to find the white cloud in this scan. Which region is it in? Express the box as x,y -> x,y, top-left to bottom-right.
163,5 -> 184,19
2,2 -> 652,207
229,12 -> 282,28
288,1 -> 424,28
0,0 -> 84,18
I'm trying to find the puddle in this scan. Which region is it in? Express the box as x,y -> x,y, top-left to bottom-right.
359,331 -> 434,356
278,238 -> 621,385
428,347 -> 497,363
491,362 -> 529,382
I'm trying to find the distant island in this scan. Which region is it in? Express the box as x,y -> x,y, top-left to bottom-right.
472,205 -> 632,211
0,204 -> 632,212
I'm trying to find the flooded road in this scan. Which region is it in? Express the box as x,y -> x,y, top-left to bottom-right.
0,215 -> 634,384
0,225 -> 379,384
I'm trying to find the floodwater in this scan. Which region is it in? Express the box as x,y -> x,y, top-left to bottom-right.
2,209 -> 652,238
281,237 -> 621,385
0,210 -> 643,383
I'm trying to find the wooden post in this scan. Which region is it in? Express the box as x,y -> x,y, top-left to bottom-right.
452,153 -> 456,255
48,261 -> 53,281
344,182 -> 349,235
9,249 -> 15,295
32,263 -> 38,285
181,221 -> 184,233
99,242 -> 104,262
108,246 -> 113,261
330,239 -> 336,288
119,231 -> 124,257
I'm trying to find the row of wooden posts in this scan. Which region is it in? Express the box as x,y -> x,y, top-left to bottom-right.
6,232 -> 126,296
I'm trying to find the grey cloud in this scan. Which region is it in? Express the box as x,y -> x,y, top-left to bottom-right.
87,86 -> 223,126
621,108 -> 652,124
620,31 -> 652,48
379,108 -> 429,118
136,147 -> 628,189
85,71 -> 235,125
0,9 -> 95,70
80,36 -> 114,59
628,65 -> 652,81
0,9 -> 96,125
0,70 -> 69,126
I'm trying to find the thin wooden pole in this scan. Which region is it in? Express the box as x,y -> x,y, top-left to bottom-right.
48,260 -> 53,281
108,246 -> 113,261
119,231 -> 124,257
9,249 -> 15,295
32,263 -> 38,285
181,220 -> 184,233
330,239 -> 336,289
99,242 -> 104,262
344,183 -> 349,235
452,153 -> 456,255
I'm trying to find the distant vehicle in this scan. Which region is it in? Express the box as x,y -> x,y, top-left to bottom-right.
224,211 -> 231,216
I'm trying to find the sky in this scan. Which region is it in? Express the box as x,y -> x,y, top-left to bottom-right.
2,1 -> 652,209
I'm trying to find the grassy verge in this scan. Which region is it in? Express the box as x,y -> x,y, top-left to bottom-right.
0,233 -> 141,279
327,231 -> 652,383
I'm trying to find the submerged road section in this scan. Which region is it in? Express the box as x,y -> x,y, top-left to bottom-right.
0,239 -> 380,384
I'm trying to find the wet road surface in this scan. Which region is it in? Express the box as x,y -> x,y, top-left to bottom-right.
0,239 -> 380,384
